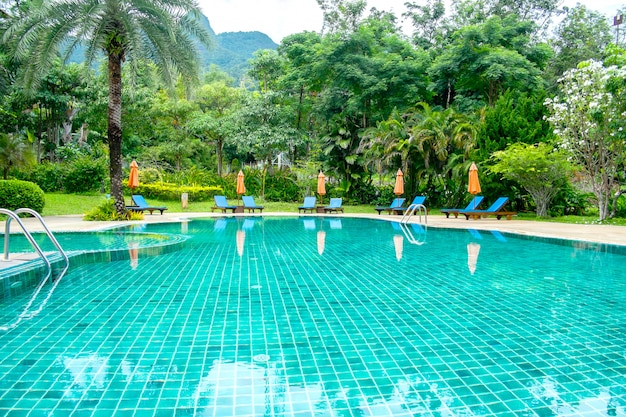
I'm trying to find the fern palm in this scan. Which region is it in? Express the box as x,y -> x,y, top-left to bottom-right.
3,0 -> 211,214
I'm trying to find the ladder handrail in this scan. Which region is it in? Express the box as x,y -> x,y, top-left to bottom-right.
400,203 -> 427,224
1,208 -> 71,331
399,222 -> 427,246
14,208 -> 69,268
1,208 -> 51,271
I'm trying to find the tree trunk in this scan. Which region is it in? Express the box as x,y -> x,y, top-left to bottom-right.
217,138 -> 223,177
108,51 -> 126,216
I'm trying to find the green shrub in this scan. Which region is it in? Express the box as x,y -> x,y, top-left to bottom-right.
64,156 -> 107,193
131,183 -> 223,201
0,180 -> 45,213
264,173 -> 301,202
13,162 -> 64,192
83,198 -> 144,221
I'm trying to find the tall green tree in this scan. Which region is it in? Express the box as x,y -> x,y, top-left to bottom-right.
429,15 -> 551,108
547,4 -> 612,80
545,60 -> 626,220
3,0 -> 211,215
490,142 -> 571,217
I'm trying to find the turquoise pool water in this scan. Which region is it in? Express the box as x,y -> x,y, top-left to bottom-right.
0,217 -> 624,416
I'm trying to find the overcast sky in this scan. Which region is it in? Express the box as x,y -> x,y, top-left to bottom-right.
197,0 -> 625,43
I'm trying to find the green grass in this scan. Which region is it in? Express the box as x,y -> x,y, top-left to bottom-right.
42,192 -> 626,225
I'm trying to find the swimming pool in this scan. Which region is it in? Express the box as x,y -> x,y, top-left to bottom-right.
0,216 -> 624,416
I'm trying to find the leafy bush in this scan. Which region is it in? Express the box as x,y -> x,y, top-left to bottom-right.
131,183 -> 223,201
14,162 -> 64,192
264,172 -> 301,202
0,180 -> 45,213
83,198 -> 144,221
64,156 -> 107,193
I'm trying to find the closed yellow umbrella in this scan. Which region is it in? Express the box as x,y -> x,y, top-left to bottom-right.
317,171 -> 326,204
468,162 -> 481,208
236,170 -> 246,205
393,169 -> 404,196
128,160 -> 139,189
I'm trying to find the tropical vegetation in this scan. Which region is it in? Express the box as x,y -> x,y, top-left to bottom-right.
2,0 -> 626,221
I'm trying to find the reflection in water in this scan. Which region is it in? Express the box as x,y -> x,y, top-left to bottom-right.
394,234 -> 403,261
467,242 -> 480,275
128,241 -> 139,270
317,230 -> 326,255
236,230 -> 245,257
59,354 -> 110,400
53,353 -> 626,416
528,377 -> 626,416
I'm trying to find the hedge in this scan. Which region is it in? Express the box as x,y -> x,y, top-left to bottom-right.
0,180 -> 46,213
130,183 -> 224,202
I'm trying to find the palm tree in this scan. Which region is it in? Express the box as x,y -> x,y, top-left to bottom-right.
0,132 -> 35,179
3,0 -> 211,215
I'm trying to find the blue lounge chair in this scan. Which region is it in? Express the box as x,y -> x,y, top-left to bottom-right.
460,197 -> 516,220
375,198 -> 406,215
242,196 -> 264,213
298,196 -> 317,213
441,196 -> 485,218
128,195 -> 168,215
323,198 -> 344,213
211,195 -> 237,213
395,196 -> 427,214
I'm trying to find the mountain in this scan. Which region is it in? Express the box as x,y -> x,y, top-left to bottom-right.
66,12 -> 277,82
195,13 -> 278,81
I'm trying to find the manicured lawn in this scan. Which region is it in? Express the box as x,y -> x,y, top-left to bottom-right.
43,192 -> 626,225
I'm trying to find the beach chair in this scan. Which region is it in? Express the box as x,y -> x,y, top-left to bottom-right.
441,196 -> 485,218
242,196 -> 264,213
395,196 -> 427,214
460,197 -> 516,220
211,195 -> 237,213
298,196 -> 317,213
374,198 -> 406,215
128,195 -> 168,215
323,198 -> 344,213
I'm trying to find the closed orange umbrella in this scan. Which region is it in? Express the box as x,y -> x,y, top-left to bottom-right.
236,170 -> 246,204
128,160 -> 139,189
393,169 -> 404,196
317,171 -> 326,204
468,162 -> 481,207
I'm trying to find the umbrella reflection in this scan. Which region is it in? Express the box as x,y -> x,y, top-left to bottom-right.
317,230 -> 326,255
236,230 -> 245,257
128,241 -> 139,270
467,242 -> 480,274
393,234 -> 403,261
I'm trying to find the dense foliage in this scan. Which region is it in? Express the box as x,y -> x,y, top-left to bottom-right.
2,0 -> 626,219
0,179 -> 45,212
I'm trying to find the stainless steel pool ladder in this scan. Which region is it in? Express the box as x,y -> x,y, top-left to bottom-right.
1,208 -> 69,330
400,203 -> 427,225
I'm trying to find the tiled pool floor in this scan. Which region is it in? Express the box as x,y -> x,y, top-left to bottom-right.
0,217 -> 624,416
